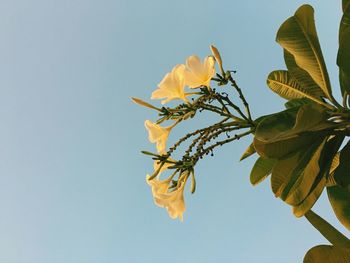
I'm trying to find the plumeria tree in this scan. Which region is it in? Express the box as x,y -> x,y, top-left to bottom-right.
133,3 -> 350,262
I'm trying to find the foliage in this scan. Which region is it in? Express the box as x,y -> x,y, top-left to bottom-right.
134,2 -> 350,262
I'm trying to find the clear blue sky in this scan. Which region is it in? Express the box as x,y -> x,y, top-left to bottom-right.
0,1 -> 347,262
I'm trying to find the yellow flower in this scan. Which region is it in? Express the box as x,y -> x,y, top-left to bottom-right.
144,120 -> 174,154
156,182 -> 186,221
146,175 -> 171,200
151,64 -> 189,104
146,171 -> 188,221
184,55 -> 216,88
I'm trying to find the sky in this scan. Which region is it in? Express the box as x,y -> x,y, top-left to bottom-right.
0,0 -> 348,262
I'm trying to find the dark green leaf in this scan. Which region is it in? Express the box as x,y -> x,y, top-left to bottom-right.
240,143 -> 256,161
285,139 -> 327,206
338,2 -> 350,95
304,210 -> 350,247
327,153 -> 340,187
344,0 -> 350,12
250,157 -> 277,186
283,50 -> 327,102
271,138 -> 323,199
290,136 -> 344,215
267,70 -> 327,107
328,185 -> 350,231
271,149 -> 306,197
293,176 -> 326,217
284,98 -> 313,109
254,133 -> 317,159
304,245 -> 350,263
255,103 -> 330,143
334,141 -> 350,187
276,5 -> 333,99
255,107 -> 298,143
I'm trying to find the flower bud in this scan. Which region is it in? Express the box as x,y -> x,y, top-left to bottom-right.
210,45 -> 224,76
131,97 -> 161,111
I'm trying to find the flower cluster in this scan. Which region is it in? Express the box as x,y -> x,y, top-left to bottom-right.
133,45 -> 254,221
144,51 -> 216,221
151,55 -> 216,105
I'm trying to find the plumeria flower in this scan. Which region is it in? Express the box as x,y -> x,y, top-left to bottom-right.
146,171 -> 189,221
144,120 -> 176,154
184,55 -> 216,88
146,175 -> 171,203
151,64 -> 189,104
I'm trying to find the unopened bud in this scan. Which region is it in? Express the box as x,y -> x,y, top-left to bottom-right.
210,45 -> 224,76
131,97 -> 161,111
190,170 -> 196,194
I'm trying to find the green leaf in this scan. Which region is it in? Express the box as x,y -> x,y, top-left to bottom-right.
337,2 -> 350,95
240,143 -> 256,161
255,107 -> 297,143
269,135 -> 341,214
328,185 -> 350,231
327,153 -> 340,187
255,103 -> 330,144
284,139 -> 326,206
326,152 -> 340,186
267,70 -> 327,106
250,157 -> 277,186
334,141 -> 350,187
271,150 -> 305,197
284,98 -> 313,109
293,176 -> 326,217
304,245 -> 350,263
291,136 -> 344,216
276,5 -> 333,100
344,0 -> 350,12
254,133 -> 317,159
271,139 -> 323,198
289,103 -> 330,134
283,50 -> 327,101
304,210 -> 350,247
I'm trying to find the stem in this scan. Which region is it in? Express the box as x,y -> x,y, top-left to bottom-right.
228,76 -> 253,122
305,210 -> 350,247
215,95 -> 234,117
167,118 -> 233,155
195,126 -> 247,155
216,93 -> 250,123
195,129 -> 253,162
200,104 -> 233,118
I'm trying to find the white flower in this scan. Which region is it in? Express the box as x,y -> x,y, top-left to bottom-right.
146,171 -> 188,221
144,120 -> 174,154
146,175 -> 171,201
151,64 -> 189,104
155,181 -> 186,221
184,55 -> 216,88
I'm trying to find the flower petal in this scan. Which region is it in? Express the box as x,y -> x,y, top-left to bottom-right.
184,55 -> 216,88
151,64 -> 188,104
186,55 -> 201,71
144,120 -> 172,154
